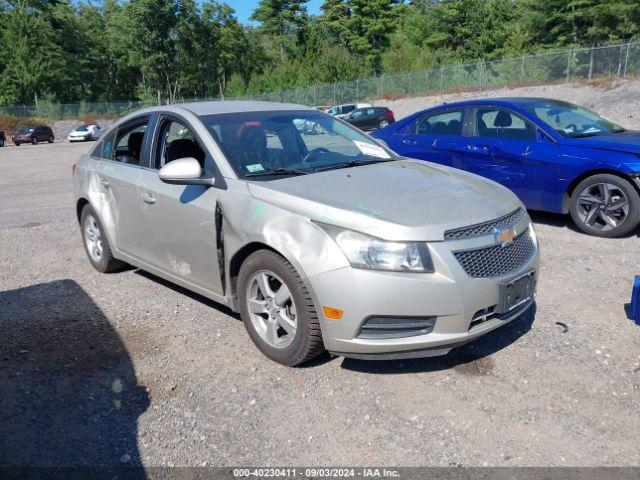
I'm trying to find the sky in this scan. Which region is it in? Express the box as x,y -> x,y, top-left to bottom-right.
224,0 -> 324,25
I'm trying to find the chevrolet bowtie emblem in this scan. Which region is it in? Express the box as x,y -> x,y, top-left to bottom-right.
494,226 -> 517,247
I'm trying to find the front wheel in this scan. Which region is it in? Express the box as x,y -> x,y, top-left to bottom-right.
48,136 -> 54,143
569,174 -> 640,237
238,250 -> 324,366
32,137 -> 38,145
0,138 -> 4,147
80,205 -> 125,272
15,142 -> 20,146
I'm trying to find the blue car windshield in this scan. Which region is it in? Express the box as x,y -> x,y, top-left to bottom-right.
522,100 -> 624,138
199,110 -> 396,179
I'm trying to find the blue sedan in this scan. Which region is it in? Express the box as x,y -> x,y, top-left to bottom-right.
372,98 -> 640,237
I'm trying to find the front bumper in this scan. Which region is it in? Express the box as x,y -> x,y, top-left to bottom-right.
308,221 -> 539,357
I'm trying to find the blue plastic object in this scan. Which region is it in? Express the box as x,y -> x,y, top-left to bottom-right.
631,276 -> 640,325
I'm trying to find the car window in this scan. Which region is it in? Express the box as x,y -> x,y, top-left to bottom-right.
475,108 -> 536,141
416,110 -> 464,136
199,110 -> 394,180
350,109 -> 364,119
342,105 -> 355,114
92,129 -> 116,159
365,108 -> 376,116
113,118 -> 149,166
155,118 -> 205,169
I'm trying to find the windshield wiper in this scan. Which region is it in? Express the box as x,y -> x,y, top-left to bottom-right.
245,167 -> 309,178
315,158 -> 394,172
570,132 -> 599,138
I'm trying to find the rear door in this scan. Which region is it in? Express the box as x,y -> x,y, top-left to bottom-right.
95,116 -> 150,257
393,108 -> 467,167
135,114 -> 224,294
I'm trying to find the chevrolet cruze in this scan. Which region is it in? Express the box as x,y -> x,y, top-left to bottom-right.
74,101 -> 539,366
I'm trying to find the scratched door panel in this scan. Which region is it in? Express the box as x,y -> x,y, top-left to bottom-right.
135,169 -> 223,294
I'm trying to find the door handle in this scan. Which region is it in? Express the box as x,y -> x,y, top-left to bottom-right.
466,144 -> 490,153
141,192 -> 156,204
402,139 -> 417,145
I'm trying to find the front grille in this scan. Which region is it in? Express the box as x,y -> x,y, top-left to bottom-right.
444,208 -> 525,240
454,232 -> 535,278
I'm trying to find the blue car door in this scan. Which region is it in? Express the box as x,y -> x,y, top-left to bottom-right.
388,108 -> 467,167
455,107 -> 549,209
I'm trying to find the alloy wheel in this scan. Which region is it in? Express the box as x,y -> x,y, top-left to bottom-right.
576,182 -> 629,232
246,270 -> 297,349
84,214 -> 104,263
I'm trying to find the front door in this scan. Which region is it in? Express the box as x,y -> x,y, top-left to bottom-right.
136,116 -> 224,295
459,107 -> 545,208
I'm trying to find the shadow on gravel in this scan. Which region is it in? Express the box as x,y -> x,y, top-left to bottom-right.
528,210 -> 575,230
339,303 -> 536,374
0,279 -> 149,476
134,269 -> 240,320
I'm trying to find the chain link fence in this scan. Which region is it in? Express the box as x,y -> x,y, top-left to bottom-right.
2,42 -> 639,119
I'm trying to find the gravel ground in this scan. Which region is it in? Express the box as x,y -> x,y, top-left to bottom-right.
375,77 -> 640,128
1,138 -> 640,468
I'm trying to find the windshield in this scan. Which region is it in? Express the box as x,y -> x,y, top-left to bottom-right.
199,110 -> 396,180
522,100 -> 623,138
75,125 -> 89,131
19,127 -> 35,133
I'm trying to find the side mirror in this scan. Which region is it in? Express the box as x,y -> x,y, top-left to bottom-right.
159,157 -> 214,186
536,129 -> 546,142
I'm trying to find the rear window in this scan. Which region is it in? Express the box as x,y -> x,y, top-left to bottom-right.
416,110 -> 464,135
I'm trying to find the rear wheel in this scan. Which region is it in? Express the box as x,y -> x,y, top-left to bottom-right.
48,135 -> 54,143
569,174 -> 640,237
80,205 -> 125,273
238,250 -> 324,366
0,138 -> 4,147
15,142 -> 20,146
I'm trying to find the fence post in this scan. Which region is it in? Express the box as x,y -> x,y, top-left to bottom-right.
566,49 -> 572,83
313,84 -> 316,106
356,79 -> 359,103
439,67 -> 443,96
333,83 -> 336,105
623,42 -> 632,78
23,105 -> 27,117
520,56 -> 525,84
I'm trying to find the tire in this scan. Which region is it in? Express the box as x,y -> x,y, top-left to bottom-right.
80,204 -> 125,273
48,135 -> 54,143
0,138 -> 4,147
569,173 -> 640,237
31,137 -> 38,145
238,250 -> 324,366
15,142 -> 20,147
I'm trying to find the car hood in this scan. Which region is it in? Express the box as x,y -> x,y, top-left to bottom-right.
563,130 -> 640,154
247,159 -> 523,241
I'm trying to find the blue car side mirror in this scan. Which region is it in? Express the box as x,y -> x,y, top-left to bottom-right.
536,129 -> 546,142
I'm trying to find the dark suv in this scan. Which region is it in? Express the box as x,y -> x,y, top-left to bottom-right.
0,130 -> 5,147
13,125 -> 55,146
344,107 -> 396,131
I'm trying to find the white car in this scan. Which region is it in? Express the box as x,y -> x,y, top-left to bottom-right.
68,124 -> 103,142
327,103 -> 373,119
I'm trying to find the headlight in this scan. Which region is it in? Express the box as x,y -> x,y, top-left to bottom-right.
316,223 -> 434,273
528,222 -> 538,246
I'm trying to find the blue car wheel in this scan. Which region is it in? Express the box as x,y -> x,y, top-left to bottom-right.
569,174 -> 640,237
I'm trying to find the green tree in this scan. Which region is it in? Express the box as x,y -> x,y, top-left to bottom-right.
250,0 -> 309,61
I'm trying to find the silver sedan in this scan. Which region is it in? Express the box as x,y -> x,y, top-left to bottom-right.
73,101 -> 539,366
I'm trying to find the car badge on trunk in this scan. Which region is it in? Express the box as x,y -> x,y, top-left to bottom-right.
494,226 -> 517,247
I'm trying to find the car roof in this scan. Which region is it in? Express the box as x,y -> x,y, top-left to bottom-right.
432,97 -> 571,110
137,100 -> 312,117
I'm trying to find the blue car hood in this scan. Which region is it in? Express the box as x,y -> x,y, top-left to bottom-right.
565,130 -> 640,154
